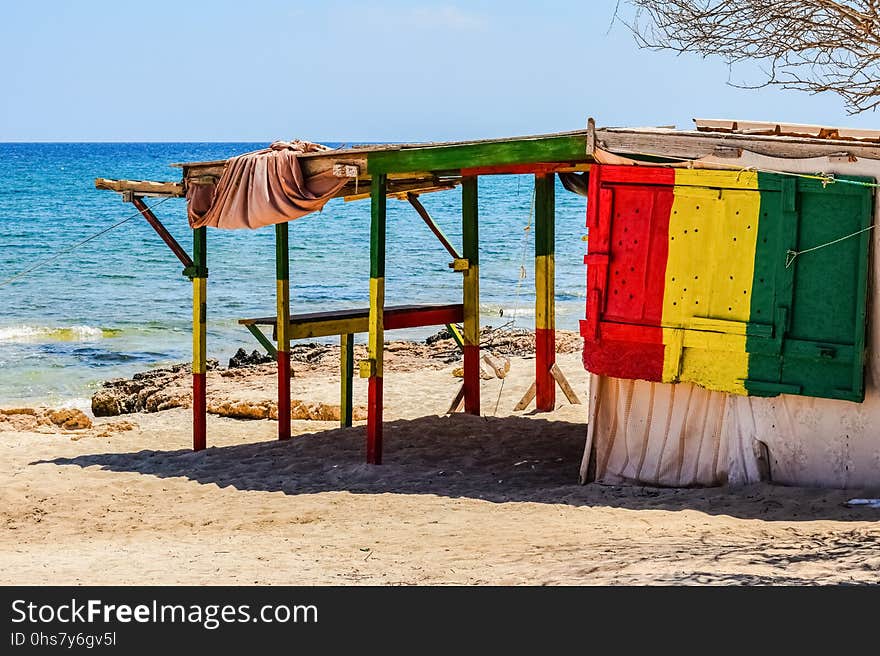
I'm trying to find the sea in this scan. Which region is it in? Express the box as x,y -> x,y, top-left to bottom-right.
0,143 -> 588,408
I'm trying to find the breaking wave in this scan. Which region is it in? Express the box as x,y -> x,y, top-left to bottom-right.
0,325 -> 120,343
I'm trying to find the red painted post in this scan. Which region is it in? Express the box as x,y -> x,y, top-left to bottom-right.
535,174 -> 556,411
367,377 -> 383,464
193,372 -> 206,451
276,223 -> 291,441
462,176 -> 480,415
366,174 -> 387,464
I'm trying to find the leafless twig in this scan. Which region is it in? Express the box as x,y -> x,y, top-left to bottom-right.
623,1 -> 880,114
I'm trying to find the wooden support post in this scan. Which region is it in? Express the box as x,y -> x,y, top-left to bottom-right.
340,333 -> 354,428
462,176 -> 480,416
535,173 -> 556,411
365,174 -> 386,464
192,227 -> 207,451
276,222 -> 291,441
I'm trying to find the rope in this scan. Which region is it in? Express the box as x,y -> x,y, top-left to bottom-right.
785,224 -> 875,268
0,196 -> 173,289
493,186 -> 535,416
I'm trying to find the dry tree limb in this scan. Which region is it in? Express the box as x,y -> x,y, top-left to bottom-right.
623,1 -> 880,114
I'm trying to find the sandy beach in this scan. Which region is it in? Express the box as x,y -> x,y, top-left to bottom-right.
3,336 -> 880,586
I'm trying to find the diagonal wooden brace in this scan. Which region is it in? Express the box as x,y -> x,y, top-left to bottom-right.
407,192 -> 462,260
127,195 -> 197,275
514,363 -> 581,411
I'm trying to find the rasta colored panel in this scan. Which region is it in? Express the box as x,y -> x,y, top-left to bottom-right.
583,166 -> 674,382
581,164 -> 873,402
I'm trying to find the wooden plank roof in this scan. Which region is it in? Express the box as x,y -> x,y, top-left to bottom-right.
96,120 -> 880,200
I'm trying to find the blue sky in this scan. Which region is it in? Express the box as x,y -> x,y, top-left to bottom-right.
2,0 -> 879,141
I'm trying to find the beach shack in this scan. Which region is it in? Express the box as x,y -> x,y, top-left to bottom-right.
96,119 -> 880,488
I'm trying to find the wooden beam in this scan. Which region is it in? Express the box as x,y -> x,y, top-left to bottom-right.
95,178 -> 184,197
368,134 -> 589,174
239,303 -> 463,339
406,193 -> 461,259
514,381 -> 537,412
550,363 -> 582,405
129,196 -> 194,269
342,179 -> 457,202
447,383 -> 466,414
596,127 -> 880,161
460,162 -> 588,176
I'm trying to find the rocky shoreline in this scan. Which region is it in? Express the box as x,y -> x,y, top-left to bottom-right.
89,327 -> 584,420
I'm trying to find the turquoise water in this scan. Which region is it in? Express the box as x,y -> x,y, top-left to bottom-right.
0,143 -> 588,406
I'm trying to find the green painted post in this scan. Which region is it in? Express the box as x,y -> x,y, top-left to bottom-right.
340,333 -> 354,427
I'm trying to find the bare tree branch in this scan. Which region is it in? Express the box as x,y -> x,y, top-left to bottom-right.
624,1 -> 880,114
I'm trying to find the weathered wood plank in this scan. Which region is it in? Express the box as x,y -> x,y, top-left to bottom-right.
95,178 -> 184,197
514,381 -> 537,411
597,128 -> 880,161
239,303 -> 463,339
550,362 -> 582,405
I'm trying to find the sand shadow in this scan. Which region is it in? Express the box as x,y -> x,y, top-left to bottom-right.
37,413 -> 878,522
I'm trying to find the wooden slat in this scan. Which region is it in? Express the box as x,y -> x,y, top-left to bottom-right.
597,127 -> 880,161
239,303 -> 464,339
95,178 -> 184,197
550,362 -> 582,405
102,126 -> 880,206
461,162 -> 589,176
369,134 -> 589,174
514,381 -> 537,411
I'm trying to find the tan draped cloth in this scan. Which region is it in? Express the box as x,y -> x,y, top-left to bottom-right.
186,140 -> 350,230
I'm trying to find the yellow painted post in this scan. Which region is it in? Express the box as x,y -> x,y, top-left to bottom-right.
364,173 -> 386,463
276,223 -> 291,440
535,173 -> 556,411
192,227 -> 207,451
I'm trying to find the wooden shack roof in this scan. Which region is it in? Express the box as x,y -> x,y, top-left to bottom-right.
96,119 -> 880,201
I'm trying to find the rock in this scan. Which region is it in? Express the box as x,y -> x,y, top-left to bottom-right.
289,343 -> 331,364
0,410 -> 40,432
425,327 -> 454,345
89,420 -> 138,440
0,407 -> 92,432
452,367 -> 464,378
90,360 -> 216,416
48,408 -> 92,430
2,407 -> 37,415
91,390 -> 122,417
207,400 -> 276,420
291,402 -> 369,422
228,348 -> 274,368
291,402 -> 318,420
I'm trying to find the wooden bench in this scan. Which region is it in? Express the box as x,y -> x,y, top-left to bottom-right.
239,303 -> 464,341
239,303 -> 464,429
